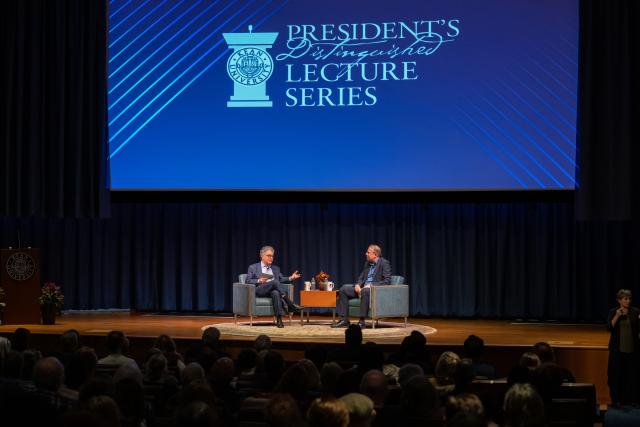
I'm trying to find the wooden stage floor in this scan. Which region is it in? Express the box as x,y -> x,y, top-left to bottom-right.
0,311 -> 612,405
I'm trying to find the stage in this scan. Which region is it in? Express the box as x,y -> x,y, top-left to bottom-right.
0,311 -> 611,406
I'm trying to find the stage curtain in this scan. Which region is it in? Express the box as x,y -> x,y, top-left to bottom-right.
2,202 -> 595,319
0,0 -> 110,218
573,0 -> 640,315
575,0 -> 639,221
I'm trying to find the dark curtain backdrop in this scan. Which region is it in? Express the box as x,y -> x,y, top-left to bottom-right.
0,0 -> 110,218
0,1 -> 639,321
573,0 -> 640,315
1,202 -> 583,318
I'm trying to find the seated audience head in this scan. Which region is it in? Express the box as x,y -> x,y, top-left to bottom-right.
115,377 -> 145,424
400,375 -> 440,417
530,362 -> 563,402
254,334 -> 273,352
463,335 -> 485,360
531,342 -> 555,364
60,329 -> 81,353
446,393 -> 485,422
2,350 -> 23,378
305,344 -> 328,370
321,362 -> 344,395
86,395 -> 121,427
182,362 -> 205,386
263,350 -> 285,380
340,393 -> 376,427
174,400 -> 218,427
435,351 -> 461,385
176,378 -> 216,407
503,383 -> 545,427
398,363 -> 424,387
307,397 -> 350,427
265,393 -> 303,427
33,356 -> 65,391
79,377 -> 116,405
113,360 -> 143,386
276,362 -> 310,399
145,352 -> 168,381
105,331 -> 128,355
345,324 -> 363,347
401,330 -> 428,358
237,348 -> 257,375
507,365 -> 532,388
66,346 -> 98,390
12,327 -> 31,352
22,348 -> 43,380
519,352 -> 541,370
202,326 -> 221,347
359,370 -> 388,407
300,358 -> 321,390
210,356 -> 235,385
154,334 -> 178,354
453,358 -> 476,393
359,343 -> 384,373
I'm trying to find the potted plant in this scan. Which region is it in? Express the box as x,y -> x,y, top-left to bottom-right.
38,282 -> 64,325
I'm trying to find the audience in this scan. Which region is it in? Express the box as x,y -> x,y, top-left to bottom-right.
359,370 -> 388,407
11,327 -> 32,352
0,327 -> 600,427
531,341 -> 576,383
98,331 -> 135,367
340,393 -> 376,427
307,396 -> 350,427
463,334 -> 496,379
431,351 -> 461,397
503,383 -> 545,427
265,393 -> 304,427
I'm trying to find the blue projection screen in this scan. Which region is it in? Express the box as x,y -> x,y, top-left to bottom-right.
108,0 -> 578,190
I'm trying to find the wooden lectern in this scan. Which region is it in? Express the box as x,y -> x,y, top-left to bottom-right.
1,248 -> 41,324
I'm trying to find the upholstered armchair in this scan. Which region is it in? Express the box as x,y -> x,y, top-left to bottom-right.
347,275 -> 409,328
232,274 -> 294,325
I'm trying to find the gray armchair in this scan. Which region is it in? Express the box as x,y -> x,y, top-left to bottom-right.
233,274 -> 294,325
347,275 -> 409,328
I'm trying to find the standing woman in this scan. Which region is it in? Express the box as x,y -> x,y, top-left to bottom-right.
607,289 -> 640,407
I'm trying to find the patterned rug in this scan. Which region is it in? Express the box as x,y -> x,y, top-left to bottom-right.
203,320 -> 437,339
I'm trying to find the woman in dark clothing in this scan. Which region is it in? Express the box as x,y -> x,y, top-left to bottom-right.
607,289 -> 640,407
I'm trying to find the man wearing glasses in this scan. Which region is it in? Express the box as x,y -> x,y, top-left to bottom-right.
246,246 -> 302,328
333,244 -> 391,329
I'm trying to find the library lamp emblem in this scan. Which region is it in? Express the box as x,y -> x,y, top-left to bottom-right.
223,25 -> 278,108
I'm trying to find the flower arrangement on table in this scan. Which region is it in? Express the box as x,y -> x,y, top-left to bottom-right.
39,282 -> 64,310
314,271 -> 334,291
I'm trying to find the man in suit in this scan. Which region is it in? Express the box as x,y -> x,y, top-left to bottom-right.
246,246 -> 302,328
333,244 -> 391,329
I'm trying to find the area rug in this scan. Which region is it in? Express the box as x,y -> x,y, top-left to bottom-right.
202,320 -> 436,339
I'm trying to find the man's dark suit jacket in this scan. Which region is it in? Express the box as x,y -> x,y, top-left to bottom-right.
607,306 -> 640,351
354,257 -> 392,286
246,263 -> 290,285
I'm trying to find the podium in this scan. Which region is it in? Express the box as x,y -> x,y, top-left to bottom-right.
1,248 -> 41,324
223,26 -> 278,107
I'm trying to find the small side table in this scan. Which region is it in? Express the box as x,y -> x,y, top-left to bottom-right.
299,290 -> 337,325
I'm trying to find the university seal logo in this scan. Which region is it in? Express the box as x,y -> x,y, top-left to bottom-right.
6,252 -> 36,281
223,26 -> 278,107
227,48 -> 273,86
